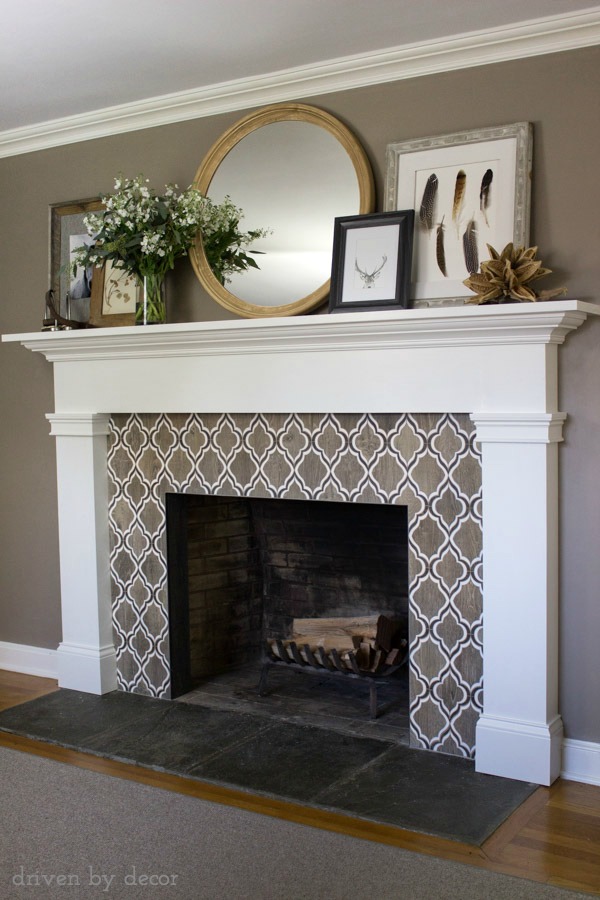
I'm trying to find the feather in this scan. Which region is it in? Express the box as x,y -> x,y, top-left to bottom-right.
419,173 -> 438,231
480,169 -> 493,225
436,217 -> 448,277
452,170 -> 466,231
463,219 -> 479,274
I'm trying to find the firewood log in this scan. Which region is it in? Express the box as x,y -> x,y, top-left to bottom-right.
292,615 -> 379,652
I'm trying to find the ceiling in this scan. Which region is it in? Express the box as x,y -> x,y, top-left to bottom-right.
2,0 -> 598,136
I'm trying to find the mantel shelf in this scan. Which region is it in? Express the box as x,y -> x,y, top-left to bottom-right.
3,299 -> 597,417
3,300 -> 598,363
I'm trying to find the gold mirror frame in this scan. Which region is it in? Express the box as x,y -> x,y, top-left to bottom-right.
190,103 -> 375,318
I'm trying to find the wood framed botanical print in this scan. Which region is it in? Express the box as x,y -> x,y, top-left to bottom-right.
88,262 -> 138,327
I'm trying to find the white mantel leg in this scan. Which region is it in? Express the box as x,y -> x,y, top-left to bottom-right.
47,413 -> 117,694
472,413 -> 565,785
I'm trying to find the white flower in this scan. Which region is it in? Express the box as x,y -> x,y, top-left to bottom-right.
72,172 -> 269,283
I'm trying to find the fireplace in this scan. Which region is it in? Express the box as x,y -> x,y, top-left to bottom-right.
6,300 -> 598,783
107,411 -> 482,756
165,493 -> 410,698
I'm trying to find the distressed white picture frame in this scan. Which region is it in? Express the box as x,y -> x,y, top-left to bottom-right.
385,123 -> 532,305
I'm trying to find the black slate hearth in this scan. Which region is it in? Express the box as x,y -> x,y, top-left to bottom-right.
0,687 -> 536,846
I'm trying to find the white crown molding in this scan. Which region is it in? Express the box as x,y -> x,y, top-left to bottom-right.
1,9 -> 599,158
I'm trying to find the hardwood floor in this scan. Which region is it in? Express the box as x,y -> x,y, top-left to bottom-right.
0,669 -> 59,711
0,670 -> 598,895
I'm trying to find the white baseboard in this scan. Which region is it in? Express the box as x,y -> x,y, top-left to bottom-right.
0,641 -> 58,680
57,641 -> 117,695
475,714 -> 563,785
561,738 -> 600,786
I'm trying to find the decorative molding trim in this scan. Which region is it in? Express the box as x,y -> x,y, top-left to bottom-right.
562,738 -> 600,786
1,10 -> 599,157
471,412 -> 567,444
56,642 -> 118,695
4,301 -> 598,364
0,641 -> 58,679
476,713 -> 563,785
46,412 -> 112,437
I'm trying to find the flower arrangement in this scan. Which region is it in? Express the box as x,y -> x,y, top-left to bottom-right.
463,243 -> 567,304
72,174 -> 269,323
199,195 -> 270,286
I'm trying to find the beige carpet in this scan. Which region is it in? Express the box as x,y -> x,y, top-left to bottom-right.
0,747 -> 587,899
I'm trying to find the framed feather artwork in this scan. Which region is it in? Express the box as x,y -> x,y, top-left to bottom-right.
384,123 -> 532,306
329,210 -> 414,312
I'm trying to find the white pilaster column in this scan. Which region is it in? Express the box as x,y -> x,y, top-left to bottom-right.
472,412 -> 566,785
47,413 -> 117,694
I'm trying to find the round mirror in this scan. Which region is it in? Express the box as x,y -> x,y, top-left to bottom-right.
190,103 -> 374,318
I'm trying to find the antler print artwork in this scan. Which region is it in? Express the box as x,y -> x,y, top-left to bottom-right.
355,255 -> 387,288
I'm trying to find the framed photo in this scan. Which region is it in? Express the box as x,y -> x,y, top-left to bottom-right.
88,261 -> 138,327
50,197 -> 104,323
384,122 -> 532,305
329,210 -> 414,313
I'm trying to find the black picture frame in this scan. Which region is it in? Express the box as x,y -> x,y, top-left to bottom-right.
329,210 -> 414,313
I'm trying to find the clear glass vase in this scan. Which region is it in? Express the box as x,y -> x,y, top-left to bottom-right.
136,274 -> 166,325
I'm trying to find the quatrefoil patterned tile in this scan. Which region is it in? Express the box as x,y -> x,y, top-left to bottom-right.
107,412 -> 482,756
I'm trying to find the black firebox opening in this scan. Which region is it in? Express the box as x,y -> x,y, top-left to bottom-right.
166,493 -> 409,699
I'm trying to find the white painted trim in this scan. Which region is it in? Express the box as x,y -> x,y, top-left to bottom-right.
47,413 -> 112,438
476,714 -> 564,785
472,412 -> 567,444
4,301 -> 598,421
0,641 -> 58,680
0,639 -> 117,693
56,642 -> 117,695
50,416 -> 116,696
4,301 -> 597,363
1,9 -> 599,158
562,738 -> 600,786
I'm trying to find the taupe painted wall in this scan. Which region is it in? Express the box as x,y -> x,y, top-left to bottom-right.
1,47 -> 598,741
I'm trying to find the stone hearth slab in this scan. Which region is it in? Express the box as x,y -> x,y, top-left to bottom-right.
84,703 -> 273,770
188,721 -> 390,802
314,745 -> 535,845
0,689 -> 537,846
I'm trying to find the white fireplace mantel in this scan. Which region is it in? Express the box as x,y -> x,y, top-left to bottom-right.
5,300 -> 595,415
4,299 -> 599,785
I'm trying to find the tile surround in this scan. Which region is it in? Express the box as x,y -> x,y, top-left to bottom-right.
107,412 -> 482,757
